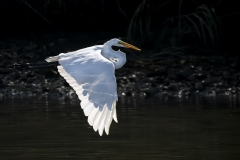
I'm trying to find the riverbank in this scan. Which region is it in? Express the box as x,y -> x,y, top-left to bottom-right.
1,32 -> 240,99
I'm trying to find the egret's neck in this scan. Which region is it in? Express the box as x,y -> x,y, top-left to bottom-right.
102,40 -> 116,58
101,42 -> 126,69
101,43 -> 112,59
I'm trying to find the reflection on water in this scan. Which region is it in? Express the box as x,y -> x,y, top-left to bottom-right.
0,95 -> 240,159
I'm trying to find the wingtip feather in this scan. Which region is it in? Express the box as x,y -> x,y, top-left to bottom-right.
56,65 -> 118,136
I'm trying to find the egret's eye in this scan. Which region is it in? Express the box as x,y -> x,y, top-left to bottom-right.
112,46 -> 121,51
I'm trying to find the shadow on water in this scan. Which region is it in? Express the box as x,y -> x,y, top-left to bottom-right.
0,95 -> 240,159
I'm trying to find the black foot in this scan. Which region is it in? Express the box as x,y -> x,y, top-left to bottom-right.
9,62 -> 58,70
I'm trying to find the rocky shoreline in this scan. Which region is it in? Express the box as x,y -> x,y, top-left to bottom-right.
1,35 -> 240,99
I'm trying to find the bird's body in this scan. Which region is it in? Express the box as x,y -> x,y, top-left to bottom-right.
46,38 -> 140,136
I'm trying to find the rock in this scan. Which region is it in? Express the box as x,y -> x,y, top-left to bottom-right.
223,71 -> 231,79
42,85 -> 49,92
187,74 -> 196,81
211,69 -> 221,76
0,67 -> 11,73
195,82 -> 204,90
144,87 -> 160,96
128,74 -> 136,82
177,67 -> 194,80
195,71 -> 208,79
125,91 -> 132,96
168,83 -> 181,91
148,77 -> 160,83
217,81 -> 224,87
212,76 -> 222,83
167,68 -> 177,80
118,79 -> 127,84
202,77 -> 213,85
0,76 -> 2,84
203,64 -> 212,70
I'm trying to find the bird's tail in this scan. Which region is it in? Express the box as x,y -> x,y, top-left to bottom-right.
8,55 -> 59,70
45,55 -> 60,62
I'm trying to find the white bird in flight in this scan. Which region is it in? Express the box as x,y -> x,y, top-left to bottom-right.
45,38 -> 141,136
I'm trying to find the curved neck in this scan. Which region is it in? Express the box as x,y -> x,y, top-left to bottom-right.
102,40 -> 116,58
101,43 -> 113,59
101,42 -> 126,69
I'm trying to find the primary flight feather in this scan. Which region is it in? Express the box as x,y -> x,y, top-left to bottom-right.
46,38 -> 141,136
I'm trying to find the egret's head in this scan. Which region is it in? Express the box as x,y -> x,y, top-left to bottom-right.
107,38 -> 141,51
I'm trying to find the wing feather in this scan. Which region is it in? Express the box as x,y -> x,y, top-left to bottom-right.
55,46 -> 118,136
88,107 -> 99,126
83,100 -> 95,116
98,105 -> 108,136
104,108 -> 113,135
112,101 -> 118,123
93,110 -> 102,131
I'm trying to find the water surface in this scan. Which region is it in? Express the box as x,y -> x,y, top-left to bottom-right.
0,96 -> 240,159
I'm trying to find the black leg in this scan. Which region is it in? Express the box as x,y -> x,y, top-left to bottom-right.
9,62 -> 58,70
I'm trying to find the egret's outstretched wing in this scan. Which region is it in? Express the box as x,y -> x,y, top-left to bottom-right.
56,46 -> 118,136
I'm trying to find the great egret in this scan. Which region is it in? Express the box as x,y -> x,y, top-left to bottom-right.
46,38 -> 141,136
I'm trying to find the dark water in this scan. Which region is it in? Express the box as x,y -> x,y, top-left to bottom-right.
0,96 -> 240,160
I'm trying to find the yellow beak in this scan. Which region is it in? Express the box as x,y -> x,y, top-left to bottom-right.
119,41 -> 141,51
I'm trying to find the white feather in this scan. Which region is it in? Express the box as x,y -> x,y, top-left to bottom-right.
88,107 -> 99,126
83,101 -> 95,116
112,101 -> 118,123
46,40 -> 128,136
57,65 -> 117,135
104,109 -> 113,135
46,55 -> 60,62
93,110 -> 102,131
98,106 -> 108,136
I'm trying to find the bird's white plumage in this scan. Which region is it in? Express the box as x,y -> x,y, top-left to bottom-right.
56,45 -> 118,136
46,38 -> 140,136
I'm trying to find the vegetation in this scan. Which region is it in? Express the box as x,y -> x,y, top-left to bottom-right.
0,0 -> 238,58
127,0 -> 224,59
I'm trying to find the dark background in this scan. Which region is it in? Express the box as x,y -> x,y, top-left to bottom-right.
1,0 -> 240,98
1,0 -> 240,55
